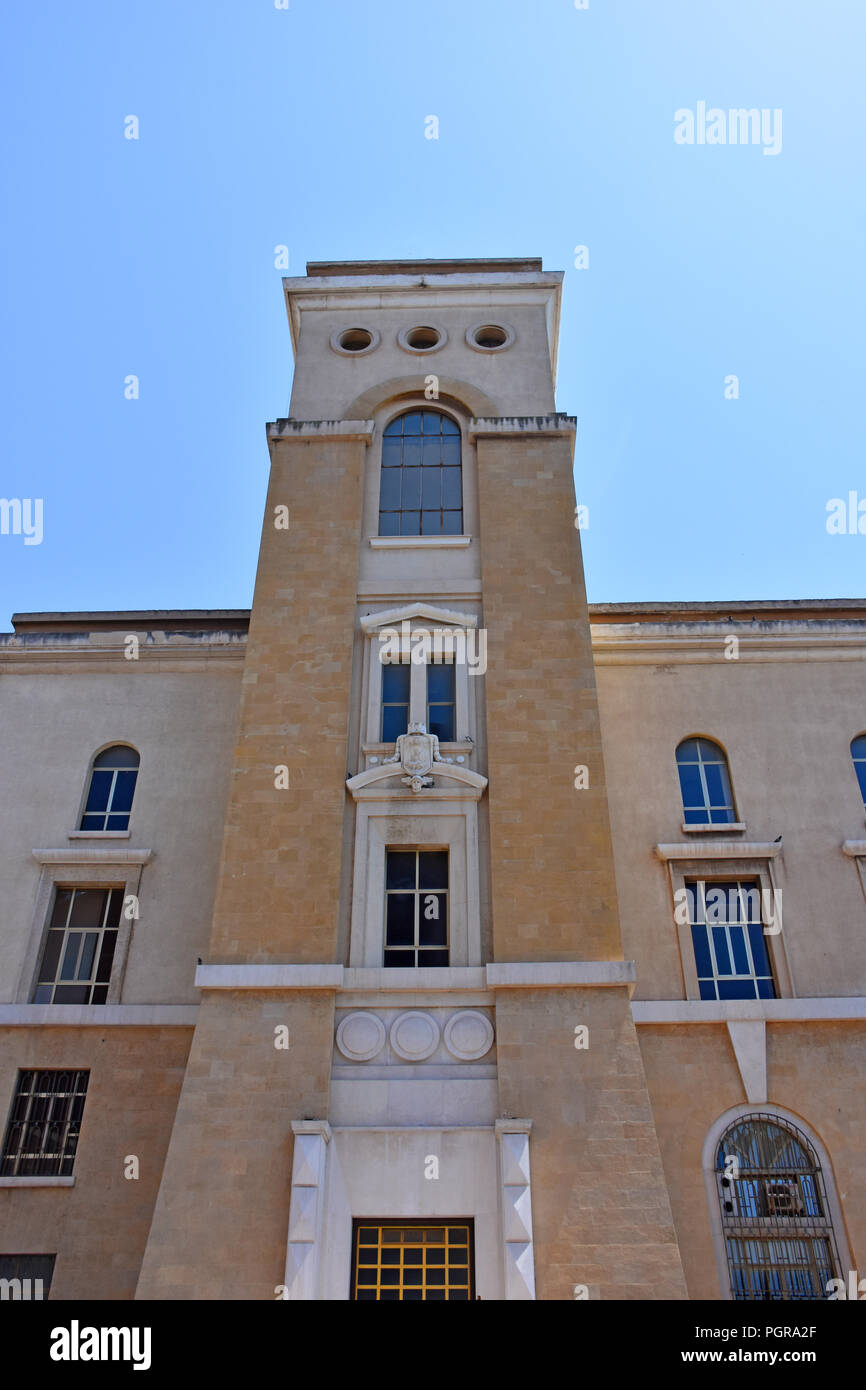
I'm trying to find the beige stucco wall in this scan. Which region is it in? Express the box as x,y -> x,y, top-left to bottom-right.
0,641 -> 244,1004
594,631 -> 866,999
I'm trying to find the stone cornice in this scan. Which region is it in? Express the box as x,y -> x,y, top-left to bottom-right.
469,413 -> 576,441
632,997 -> 866,1024
0,1004 -> 197,1026
592,628 -> 866,665
655,841 -> 782,862
32,847 -> 154,865
194,961 -> 635,991
266,418 -> 375,443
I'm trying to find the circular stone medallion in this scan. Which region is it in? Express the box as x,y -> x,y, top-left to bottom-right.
389,1011 -> 441,1062
335,1011 -> 386,1062
443,1010 -> 495,1061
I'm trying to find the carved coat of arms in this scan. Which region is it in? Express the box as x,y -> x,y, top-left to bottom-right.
383,721 -> 453,793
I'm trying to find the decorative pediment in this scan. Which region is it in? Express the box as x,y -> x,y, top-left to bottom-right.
347,725 -> 487,802
361,603 -> 477,634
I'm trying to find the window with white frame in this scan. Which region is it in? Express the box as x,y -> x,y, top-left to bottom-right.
687,879 -> 776,1001
80,745 -> 140,831
32,887 -> 123,1005
676,738 -> 736,825
384,849 -> 449,967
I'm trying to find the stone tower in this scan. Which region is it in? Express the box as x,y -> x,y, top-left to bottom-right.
136,258 -> 687,1300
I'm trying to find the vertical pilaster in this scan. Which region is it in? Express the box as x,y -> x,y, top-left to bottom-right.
496,1119 -> 535,1300
284,1120 -> 332,1300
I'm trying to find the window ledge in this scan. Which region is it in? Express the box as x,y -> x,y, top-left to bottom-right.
681,822 -> 745,835
369,536 -> 471,549
655,840 -> 782,862
0,1176 -> 75,1187
842,840 -> 866,857
32,848 -> 153,865
67,831 -> 131,840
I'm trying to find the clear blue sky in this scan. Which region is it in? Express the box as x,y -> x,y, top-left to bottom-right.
1,0 -> 863,626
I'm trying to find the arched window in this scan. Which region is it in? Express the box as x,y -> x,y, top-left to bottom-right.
851,735 -> 866,809
715,1114 -> 841,1299
676,737 -> 736,825
80,746 -> 140,832
378,410 -> 462,537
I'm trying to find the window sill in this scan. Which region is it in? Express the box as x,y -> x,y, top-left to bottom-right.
0,1176 -> 75,1187
67,831 -> 131,840
369,536 -> 471,549
655,840 -> 782,861
681,822 -> 746,835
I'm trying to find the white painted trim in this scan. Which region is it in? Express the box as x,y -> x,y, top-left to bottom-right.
726,1020 -> 767,1103
0,1176 -> 75,1188
632,997 -> 866,1023
681,823 -> 746,835
655,842 -> 782,861
0,1005 -> 198,1026
361,603 -> 478,633
369,536 -> 472,549
842,841 -> 866,857
701,1103 -> 853,1302
192,962 -> 644,992
32,848 -> 154,865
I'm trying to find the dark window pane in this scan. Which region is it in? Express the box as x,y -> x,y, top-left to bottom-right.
419,899 -> 447,945
379,469 -> 401,509
109,770 -> 137,813
683,806 -> 709,825
421,412 -> 442,435
83,769 -> 112,814
697,739 -> 723,763
106,890 -> 124,928
386,852 -> 417,890
718,979 -> 757,1001
381,437 -> 403,466
382,664 -> 410,702
691,924 -> 712,979
757,977 -> 776,999
730,926 -> 750,975
703,762 -> 730,809
51,985 -> 91,1005
441,415 -> 460,435
49,890 -> 73,929
712,926 -> 732,975
401,468 -> 421,509
699,978 -> 718,1000
428,707 -> 454,742
59,936 -> 80,981
441,510 -> 462,535
383,950 -> 416,968
421,437 -> 442,466
748,922 -> 773,977
400,511 -> 421,535
106,813 -> 130,831
379,511 -> 400,536
442,467 -> 462,509
94,746 -> 139,770
77,932 -> 99,981
402,438 -> 422,468
427,664 -> 454,703
386,895 -> 415,946
421,949 -> 449,966
677,764 -> 704,809
80,813 -> 104,831
90,986 -> 108,1004
421,468 -> 441,508
421,510 -> 442,535
381,704 -> 409,742
676,739 -> 699,765
69,891 -> 107,930
418,852 -> 448,889
399,412 -> 423,434
708,806 -> 735,824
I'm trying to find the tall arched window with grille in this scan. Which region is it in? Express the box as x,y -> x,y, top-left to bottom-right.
715,1114 -> 841,1300
79,745 -> 140,832
676,737 -> 736,825
851,734 -> 866,809
378,409 -> 462,536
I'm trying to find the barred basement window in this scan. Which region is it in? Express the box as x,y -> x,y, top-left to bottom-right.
1,1070 -> 89,1177
676,737 -> 736,825
378,410 -> 462,537
0,1254 -> 55,1300
32,887 -> 123,1005
351,1221 -> 474,1300
686,879 -> 775,1001
716,1114 -> 841,1300
80,745 -> 140,831
384,849 -> 449,966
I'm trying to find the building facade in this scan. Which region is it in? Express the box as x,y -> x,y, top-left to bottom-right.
1,258 -> 864,1301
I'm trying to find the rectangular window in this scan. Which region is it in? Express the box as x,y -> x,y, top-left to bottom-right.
687,879 -> 776,1001
426,661 -> 455,743
351,1221 -> 474,1300
381,662 -> 410,742
384,849 -> 448,966
1,1070 -> 89,1177
0,1254 -> 55,1300
32,888 -> 123,1005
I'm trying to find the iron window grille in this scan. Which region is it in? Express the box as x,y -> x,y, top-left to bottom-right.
1,1070 -> 89,1178
716,1114 -> 841,1300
